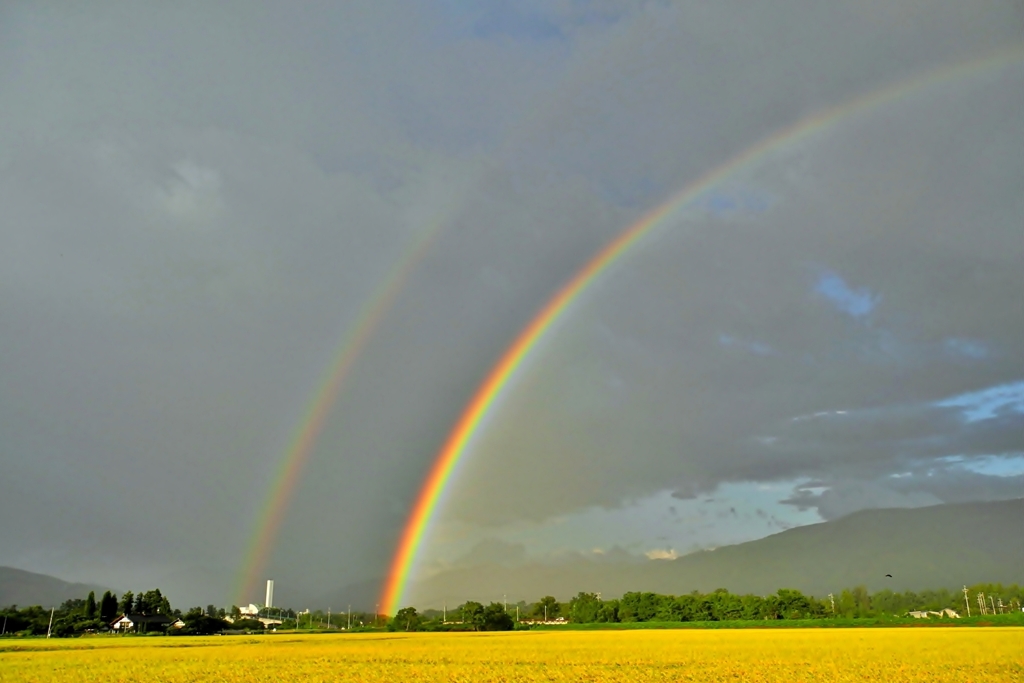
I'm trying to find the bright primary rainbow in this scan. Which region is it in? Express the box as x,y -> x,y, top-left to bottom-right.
235,218 -> 447,605
379,47 -> 1023,615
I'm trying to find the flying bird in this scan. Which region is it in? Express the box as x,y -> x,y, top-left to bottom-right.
885,574 -> 892,578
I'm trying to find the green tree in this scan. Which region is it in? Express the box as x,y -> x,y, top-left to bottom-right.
618,592 -> 640,622
837,589 -> 856,618
206,604 -> 218,618
531,596 -> 560,621
673,594 -> 698,622
59,598 -> 85,615
693,595 -> 715,621
393,607 -> 421,632
459,601 -> 485,630
99,591 -> 118,621
568,592 -> 602,623
118,591 -> 134,615
176,606 -> 229,635
85,592 -> 97,619
776,589 -> 811,619
850,585 -> 871,617
596,600 -> 619,623
740,594 -> 766,620
133,589 -> 168,615
710,590 -> 743,621
482,603 -> 514,631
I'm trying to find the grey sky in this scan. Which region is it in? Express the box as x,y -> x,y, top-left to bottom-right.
1,1 -> 1021,609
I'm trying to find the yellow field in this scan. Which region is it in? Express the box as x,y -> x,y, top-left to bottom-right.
1,629 -> 1021,682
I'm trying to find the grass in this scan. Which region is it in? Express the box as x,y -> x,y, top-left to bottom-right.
1,628 -> 1022,682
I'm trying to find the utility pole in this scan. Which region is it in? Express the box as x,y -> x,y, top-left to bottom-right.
46,607 -> 55,638
963,586 -> 971,617
2,615 -> 7,635
347,605 -> 351,631
327,609 -> 331,630
504,595 -> 507,612
516,605 -> 519,623
544,604 -> 548,622
443,602 -> 446,624
375,604 -> 379,628
989,596 -> 996,615
977,592 -> 987,616
828,593 -> 835,615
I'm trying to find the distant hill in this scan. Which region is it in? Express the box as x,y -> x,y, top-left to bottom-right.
0,567 -> 110,609
409,498 -> 1024,607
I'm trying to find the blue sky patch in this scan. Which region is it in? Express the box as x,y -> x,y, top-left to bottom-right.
814,270 -> 877,318
939,453 -> 1024,477
937,380 -> 1024,422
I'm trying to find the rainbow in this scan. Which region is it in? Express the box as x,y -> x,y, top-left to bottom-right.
379,47 -> 1024,615
235,218 -> 447,605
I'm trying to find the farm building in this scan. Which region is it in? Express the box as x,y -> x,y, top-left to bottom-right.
907,609 -> 960,619
110,614 -> 183,633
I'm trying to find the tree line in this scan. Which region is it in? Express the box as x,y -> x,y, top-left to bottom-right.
0,587 -> 401,637
3,582 -> 1020,636
558,582 -> 1024,623
0,588 -> 170,637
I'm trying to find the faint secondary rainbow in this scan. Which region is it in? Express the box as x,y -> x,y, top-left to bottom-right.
235,218 -> 448,605
379,47 -> 1024,615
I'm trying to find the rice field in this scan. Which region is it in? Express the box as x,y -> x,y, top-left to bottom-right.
1,628 -> 1021,682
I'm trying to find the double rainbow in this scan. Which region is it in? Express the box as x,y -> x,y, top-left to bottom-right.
235,219 -> 446,605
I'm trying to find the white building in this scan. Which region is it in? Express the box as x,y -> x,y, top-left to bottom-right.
239,603 -> 262,616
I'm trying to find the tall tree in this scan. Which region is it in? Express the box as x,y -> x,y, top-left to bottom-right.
99,591 -> 118,621
393,607 -> 420,631
459,601 -> 485,631
482,603 -> 514,631
159,595 -> 172,615
118,591 -> 134,615
532,596 -> 560,621
85,591 -> 97,619
135,589 -> 167,614
568,592 -> 602,623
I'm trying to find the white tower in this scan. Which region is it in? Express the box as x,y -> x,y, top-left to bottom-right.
265,580 -> 274,609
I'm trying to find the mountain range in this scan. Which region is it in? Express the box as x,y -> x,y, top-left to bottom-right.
406,498 -> 1024,608
0,566 -> 110,609
4,498 -> 1020,611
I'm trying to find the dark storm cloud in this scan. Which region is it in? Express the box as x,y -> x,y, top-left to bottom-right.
0,0 -> 586,605
453,539 -> 528,568
2,0 -> 1022,609
439,22 -> 1024,535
